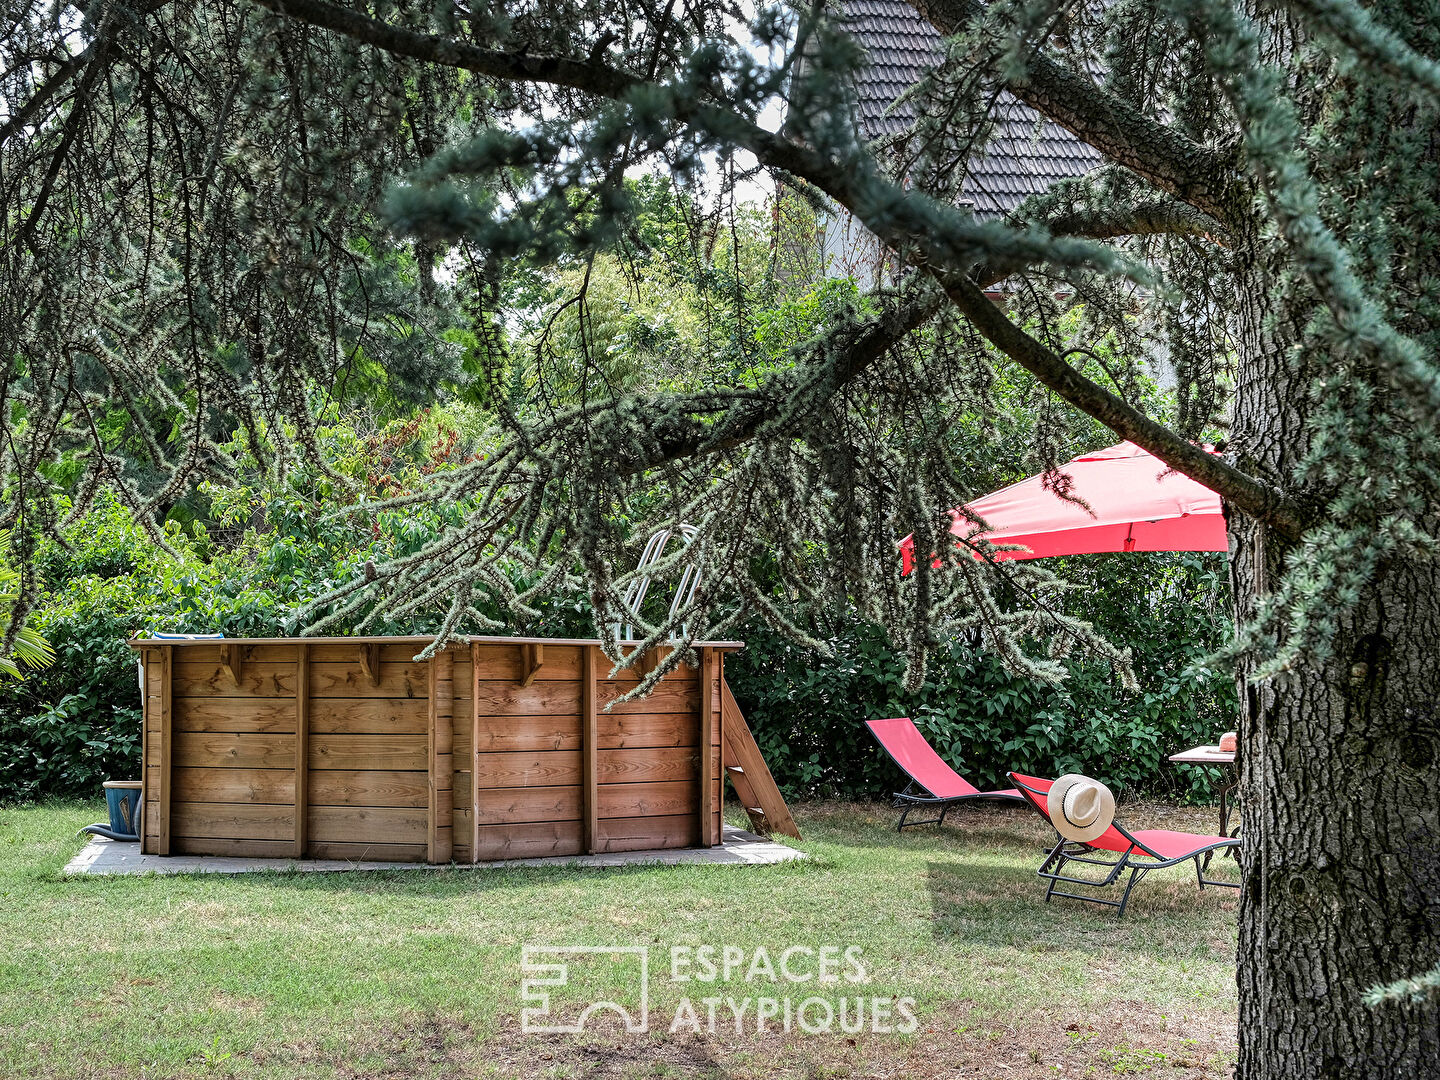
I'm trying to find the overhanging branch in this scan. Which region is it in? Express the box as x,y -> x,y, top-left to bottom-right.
1044,199 -> 1227,244
616,286 -> 946,473
971,195 -> 1228,286
258,0 -> 641,96
246,0 -> 1304,540
908,0 -> 1247,227
935,271 -> 1306,539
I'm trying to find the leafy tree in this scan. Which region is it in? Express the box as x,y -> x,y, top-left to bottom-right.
5,1 -> 1440,1075
0,532 -> 54,678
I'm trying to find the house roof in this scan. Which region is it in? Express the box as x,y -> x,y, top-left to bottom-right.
838,0 -> 1101,217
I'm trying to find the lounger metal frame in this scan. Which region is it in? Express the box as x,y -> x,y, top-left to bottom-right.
865,719 -> 1025,831
889,781 -> 1023,831
1012,774 -> 1241,916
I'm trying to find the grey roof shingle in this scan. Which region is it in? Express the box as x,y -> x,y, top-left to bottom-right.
837,0 -> 1101,217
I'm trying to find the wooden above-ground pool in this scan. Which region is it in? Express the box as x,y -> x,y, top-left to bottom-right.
131,636 -> 797,863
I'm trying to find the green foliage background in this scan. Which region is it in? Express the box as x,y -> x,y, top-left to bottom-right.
725,553 -> 1235,804
0,177 -> 1237,806
1,471 -> 1234,803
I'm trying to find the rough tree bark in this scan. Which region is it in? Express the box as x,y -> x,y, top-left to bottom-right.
1227,237 -> 1440,1076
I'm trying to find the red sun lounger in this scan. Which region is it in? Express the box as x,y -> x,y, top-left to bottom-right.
1008,772 -> 1241,916
865,717 -> 1024,831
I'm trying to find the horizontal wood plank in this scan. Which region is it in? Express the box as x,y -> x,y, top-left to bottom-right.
155,644 -> 276,665
473,750 -> 582,788
220,642 -> 454,665
171,662 -> 296,698
475,785 -> 581,824
597,713 -> 699,749
466,679 -> 700,717
595,814 -> 699,853
307,841 -> 428,862
307,662 -> 428,698
153,765 -> 295,804
309,806 -> 428,844
308,770 -> 429,808
308,698 -> 428,735
473,681 -> 580,715
600,647 -> 698,684
308,734 -> 427,771
473,821 -> 583,860
473,645 -> 583,682
472,715 -> 581,753
306,643 -> 432,665
173,699 -> 295,734
600,780 -> 699,818
597,747 -> 701,784
170,837 -> 298,858
468,644 -> 704,684
171,802 -> 295,841
173,732 -> 295,769
595,681 -> 698,714
155,643 -> 702,689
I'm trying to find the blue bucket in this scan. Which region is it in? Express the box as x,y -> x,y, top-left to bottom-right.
80,780 -> 142,842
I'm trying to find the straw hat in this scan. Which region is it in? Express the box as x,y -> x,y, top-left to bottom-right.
1047,774 -> 1116,843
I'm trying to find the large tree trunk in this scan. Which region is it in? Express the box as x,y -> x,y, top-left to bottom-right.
1228,245 -> 1440,1077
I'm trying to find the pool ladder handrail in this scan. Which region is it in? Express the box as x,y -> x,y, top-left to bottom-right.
617,524 -> 700,643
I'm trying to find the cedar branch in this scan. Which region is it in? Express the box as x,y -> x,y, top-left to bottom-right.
246,0 -> 1304,539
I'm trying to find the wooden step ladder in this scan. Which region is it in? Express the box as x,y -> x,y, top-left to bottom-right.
720,680 -> 801,840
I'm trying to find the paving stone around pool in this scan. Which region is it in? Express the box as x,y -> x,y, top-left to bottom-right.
65,824 -> 804,876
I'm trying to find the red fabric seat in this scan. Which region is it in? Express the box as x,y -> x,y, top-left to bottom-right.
1008,773 -> 1233,858
1005,770 -> 1241,915
867,718 -> 1001,798
865,718 -> 1024,830
1125,829 -> 1233,860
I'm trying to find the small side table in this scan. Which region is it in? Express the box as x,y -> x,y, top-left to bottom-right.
1168,745 -> 1239,865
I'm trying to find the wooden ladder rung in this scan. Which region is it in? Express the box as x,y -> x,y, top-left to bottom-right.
719,680 -> 801,840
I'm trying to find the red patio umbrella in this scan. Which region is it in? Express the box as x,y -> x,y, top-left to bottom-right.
900,442 -> 1227,572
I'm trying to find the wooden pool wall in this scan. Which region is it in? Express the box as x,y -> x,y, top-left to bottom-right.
134,638 -> 733,862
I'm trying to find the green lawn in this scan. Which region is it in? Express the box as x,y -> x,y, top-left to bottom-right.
0,800 -> 1239,1079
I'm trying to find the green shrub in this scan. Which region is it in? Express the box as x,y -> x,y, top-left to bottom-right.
3,410 -> 1235,807
724,553 -> 1235,803
0,413 -> 597,800
0,695 -> 142,801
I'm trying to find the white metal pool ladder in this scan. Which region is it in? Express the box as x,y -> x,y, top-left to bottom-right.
616,524 -> 700,643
